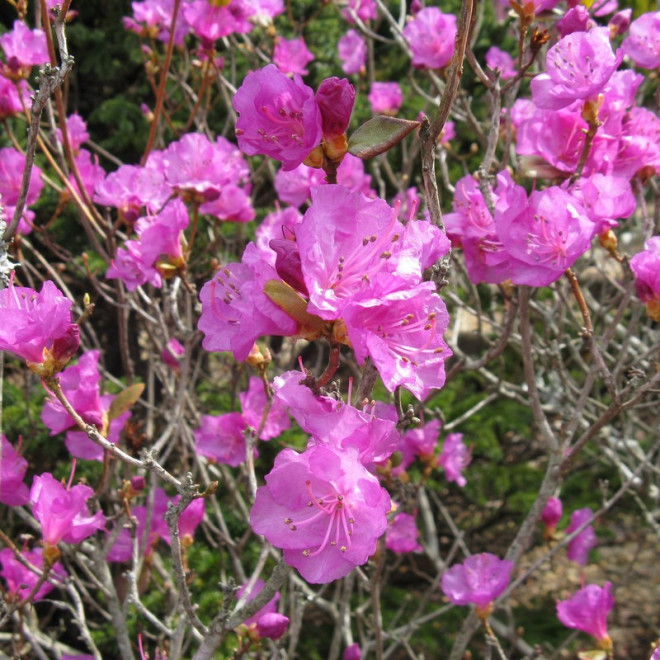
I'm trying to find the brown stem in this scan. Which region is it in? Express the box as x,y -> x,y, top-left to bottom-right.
315,341 -> 341,388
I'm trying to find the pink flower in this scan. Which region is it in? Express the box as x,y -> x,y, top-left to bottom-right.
631,237 -> 660,321
343,0 -> 378,23
402,8 -> 457,70
557,582 -> 614,644
557,6 -> 593,37
162,496 -> 205,546
394,418 -> 441,475
0,21 -> 49,76
0,548 -> 67,601
240,376 -> 291,441
0,147 -> 45,236
162,337 -> 185,370
198,243 -> 299,361
338,30 -> 366,75
55,113 -> 90,154
256,207 -> 303,264
195,412 -> 250,467
237,578 -> 280,626
30,473 -> 106,547
344,643 -> 362,660
254,613 -> 290,639
251,444 -> 391,583
124,0 -> 191,46
566,507 -> 597,566
316,77 -> 356,140
0,435 -> 30,506
386,511 -> 422,554
0,78 -> 29,120
622,12 -> 660,69
0,280 -> 79,366
368,82 -> 403,115
495,187 -> 596,287
183,0 -> 255,46
233,64 -> 323,171
438,433 -> 471,487
485,47 -> 516,80
273,36 -> 315,76
441,553 -> 513,609
531,28 -> 620,110
541,496 -> 563,528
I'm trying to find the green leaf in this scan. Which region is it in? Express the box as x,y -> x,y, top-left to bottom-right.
348,115 -> 420,160
108,383 -> 144,421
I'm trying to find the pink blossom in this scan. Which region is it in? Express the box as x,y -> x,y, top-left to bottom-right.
394,418 -> 441,474
566,507 -> 597,566
386,511 -> 423,554
0,548 -> 67,601
106,242 -> 161,292
541,496 -> 563,528
0,21 -> 49,76
251,444 -> 391,583
0,78 -> 29,119
237,578 -> 280,627
622,12 -> 660,69
0,435 -> 30,506
338,30 -> 366,75
162,496 -> 205,546
530,28 -> 621,110
556,6 -> 593,37
495,187 -> 596,287
240,376 -> 291,441
557,582 -> 614,643
343,0 -> 378,23
441,553 -> 513,609
630,237 -> 660,321
0,280 -> 79,366
30,473 -> 106,547
485,47 -> 516,80
438,433 -> 471,487
198,243 -> 299,361
273,36 -> 315,76
0,147 -> 44,236
608,9 -> 631,37
194,412 -> 250,467
183,0 -> 255,46
368,82 -> 403,115
402,8 -> 457,70
70,149 -> 106,200
124,0 -> 191,46
316,77 -> 355,140
614,106 -> 660,178
55,113 -> 90,154
256,207 -> 303,264
650,648 -> 660,660
344,643 -> 362,660
162,337 -> 185,370
342,284 -> 452,399
234,64 -> 322,171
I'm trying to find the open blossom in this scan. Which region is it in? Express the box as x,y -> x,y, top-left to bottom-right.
622,12 -> 660,69
402,7 -> 457,70
30,473 -> 106,548
441,553 -> 513,610
124,0 -> 191,46
195,412 -> 250,467
0,279 -> 79,367
541,496 -> 563,528
0,21 -> 49,77
566,507 -> 597,566
0,548 -> 67,601
557,582 -> 614,646
0,435 -> 30,506
485,47 -> 516,79
394,418 -> 441,475
631,236 -> 660,321
368,82 -> 403,115
251,444 -> 391,583
240,376 -> 291,441
338,30 -> 366,75
0,147 -> 45,236
438,433 -> 471,487
274,36 -> 315,76
233,64 -> 322,171
530,27 -> 620,110
162,496 -> 205,547
386,511 -> 423,554
343,0 -> 377,23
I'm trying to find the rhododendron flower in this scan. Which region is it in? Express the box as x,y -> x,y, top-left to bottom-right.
195,412 -> 250,467
557,582 -> 614,646
441,553 -> 513,610
485,47 -> 516,79
0,147 -> 45,236
183,0 -> 257,45
0,435 -> 30,507
237,578 -> 280,627
0,548 -> 67,601
541,496 -> 562,529
55,113 -> 90,154
30,473 -> 106,548
368,82 -> 403,115
495,187 -> 596,287
438,433 -> 471,487
41,350 -> 131,461
622,12 -> 660,69
233,64 -> 323,171
255,612 -> 290,639
0,21 -> 49,77
338,30 -> 366,75
124,0 -> 191,46
394,418 -> 441,475
343,0 -> 377,23
0,280 -> 79,367
251,444 -> 391,583
316,77 -> 355,141
556,6 -> 592,37
566,507 -> 597,566
386,511 -> 422,554
402,8 -> 457,70
530,27 -> 620,110
198,243 -> 299,361
631,237 -> 660,321
240,376 -> 291,441
344,643 -> 362,660
256,207 -> 303,264
273,36 -> 315,76
162,337 -> 185,370
162,496 -> 205,547
0,78 -> 29,120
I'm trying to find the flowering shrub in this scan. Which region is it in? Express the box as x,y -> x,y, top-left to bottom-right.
1,1 -> 659,659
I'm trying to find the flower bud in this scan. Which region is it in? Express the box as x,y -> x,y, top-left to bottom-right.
316,77 -> 355,139
131,476 -> 146,492
344,643 -> 362,660
255,613 -> 289,640
270,238 -> 308,296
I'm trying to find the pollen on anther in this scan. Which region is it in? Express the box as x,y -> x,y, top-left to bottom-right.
340,545 -> 347,552
307,501 -> 314,507
289,524 -> 297,530
284,518 -> 292,524
302,549 -> 310,557
348,517 -> 354,524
